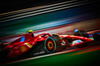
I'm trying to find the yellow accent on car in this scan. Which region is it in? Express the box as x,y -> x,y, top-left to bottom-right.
25,42 -> 32,48
53,34 -> 62,39
26,30 -> 33,33
71,35 -> 75,37
39,36 -> 41,38
53,34 -> 58,35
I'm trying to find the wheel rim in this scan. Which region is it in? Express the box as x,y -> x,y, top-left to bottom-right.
47,40 -> 54,50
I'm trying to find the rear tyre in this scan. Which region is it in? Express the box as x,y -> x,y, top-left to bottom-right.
44,35 -> 61,53
44,37 -> 57,53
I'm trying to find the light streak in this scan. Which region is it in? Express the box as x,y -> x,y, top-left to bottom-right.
69,47 -> 100,56
0,1 -> 89,22
0,0 -> 75,16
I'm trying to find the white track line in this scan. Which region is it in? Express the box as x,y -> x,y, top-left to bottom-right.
1,2 -> 88,23
0,1 -> 85,20
0,0 -> 75,16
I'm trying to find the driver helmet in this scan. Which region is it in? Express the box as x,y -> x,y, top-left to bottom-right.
26,30 -> 34,37
26,30 -> 34,33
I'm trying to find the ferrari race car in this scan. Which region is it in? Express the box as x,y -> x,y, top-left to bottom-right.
0,29 -> 100,60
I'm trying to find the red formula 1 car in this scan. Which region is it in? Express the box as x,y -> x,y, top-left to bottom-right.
0,32 -> 52,59
0,30 -> 100,60
44,34 -> 92,53
44,29 -> 100,53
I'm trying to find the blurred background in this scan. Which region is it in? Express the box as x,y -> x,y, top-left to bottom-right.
0,0 -> 100,41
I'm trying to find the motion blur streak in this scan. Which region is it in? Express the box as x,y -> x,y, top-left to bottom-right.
69,47 -> 100,56
15,15 -> 91,34
0,1 -> 88,22
0,0 -> 75,15
1,18 -> 100,42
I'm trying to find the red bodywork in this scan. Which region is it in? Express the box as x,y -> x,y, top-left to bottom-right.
1,30 -> 99,58
2,33 -> 52,58
59,35 -> 92,46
